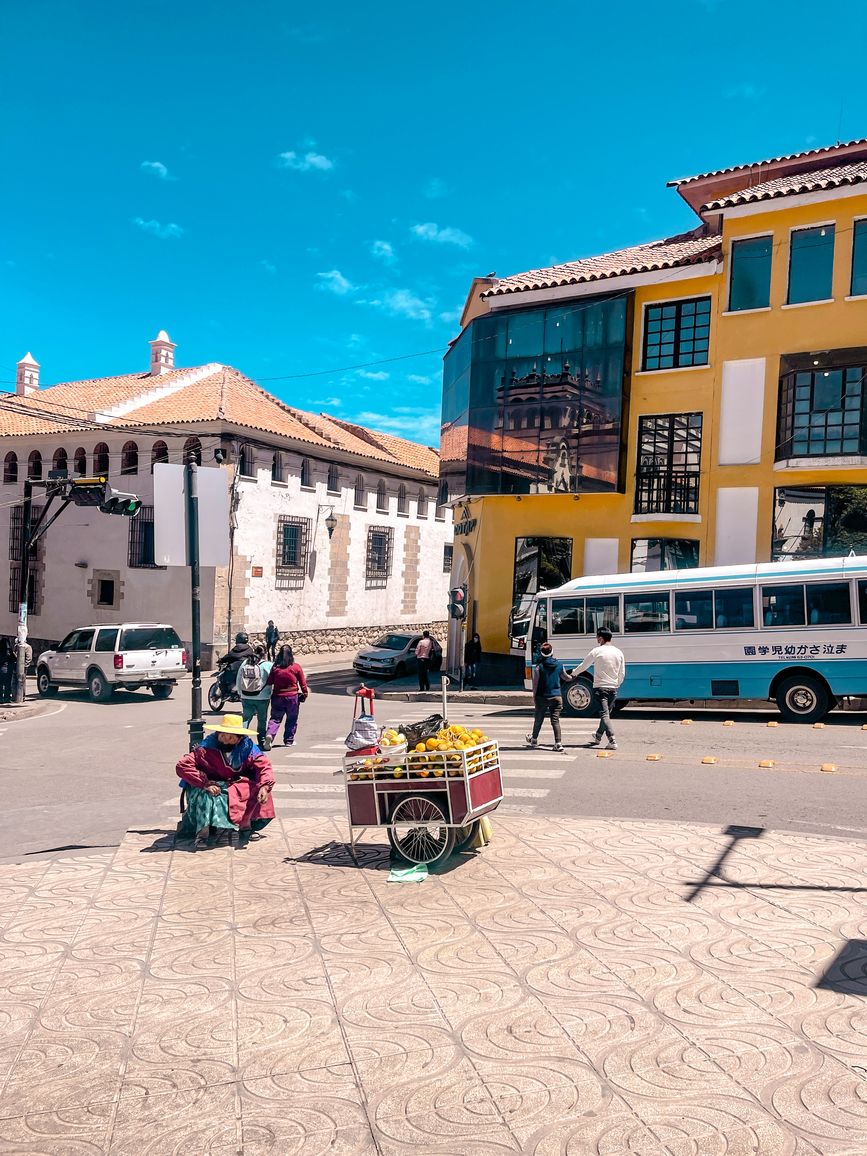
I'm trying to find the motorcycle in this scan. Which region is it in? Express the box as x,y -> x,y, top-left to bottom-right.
207,667 -> 240,713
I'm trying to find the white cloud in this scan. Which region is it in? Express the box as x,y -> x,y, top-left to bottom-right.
411,222 -> 473,248
355,409 -> 441,443
259,259 -> 277,274
423,177 -> 449,199
370,239 -> 396,264
357,369 -> 389,381
277,150 -> 334,172
316,269 -> 356,296
140,160 -> 175,181
408,373 -> 433,385
438,308 -> 463,324
132,217 -> 183,239
362,288 -> 434,324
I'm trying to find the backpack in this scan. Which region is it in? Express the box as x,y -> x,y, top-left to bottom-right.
240,658 -> 264,696
429,639 -> 443,672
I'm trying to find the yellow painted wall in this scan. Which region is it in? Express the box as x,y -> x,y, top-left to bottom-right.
457,191 -> 867,656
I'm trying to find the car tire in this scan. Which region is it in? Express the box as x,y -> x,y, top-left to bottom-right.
151,684 -> 173,700
87,668 -> 113,703
775,673 -> 830,724
36,666 -> 58,697
394,662 -> 407,679
562,677 -> 595,717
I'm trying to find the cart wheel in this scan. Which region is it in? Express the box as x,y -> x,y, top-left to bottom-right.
388,795 -> 455,866
453,820 -> 481,854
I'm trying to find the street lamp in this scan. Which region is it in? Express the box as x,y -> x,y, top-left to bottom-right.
325,510 -> 337,539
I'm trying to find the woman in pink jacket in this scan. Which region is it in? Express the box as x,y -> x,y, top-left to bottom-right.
265,645 -> 309,746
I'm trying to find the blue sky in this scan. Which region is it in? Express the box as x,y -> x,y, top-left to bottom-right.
1,0 -> 866,446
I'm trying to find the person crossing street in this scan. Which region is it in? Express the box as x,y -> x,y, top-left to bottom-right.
571,627 -> 626,750
526,641 -> 574,752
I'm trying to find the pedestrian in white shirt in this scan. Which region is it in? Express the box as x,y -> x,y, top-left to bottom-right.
570,628 -> 626,750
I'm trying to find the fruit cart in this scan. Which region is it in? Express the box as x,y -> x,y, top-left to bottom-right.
340,720 -> 503,866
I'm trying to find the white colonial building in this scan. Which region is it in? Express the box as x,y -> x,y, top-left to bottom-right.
0,332 -> 452,665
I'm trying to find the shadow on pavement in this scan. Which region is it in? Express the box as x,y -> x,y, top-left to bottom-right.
284,839 -> 478,876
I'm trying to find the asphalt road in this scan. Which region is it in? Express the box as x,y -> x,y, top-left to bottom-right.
3,672 -> 867,863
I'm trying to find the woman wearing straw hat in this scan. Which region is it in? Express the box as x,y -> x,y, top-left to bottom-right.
176,714 -> 276,850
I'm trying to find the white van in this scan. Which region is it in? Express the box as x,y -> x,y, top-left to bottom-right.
36,623 -> 187,702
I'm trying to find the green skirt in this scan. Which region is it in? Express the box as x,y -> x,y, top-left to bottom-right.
182,784 -> 237,834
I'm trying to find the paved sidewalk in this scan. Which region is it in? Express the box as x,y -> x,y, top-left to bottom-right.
0,817 -> 865,1153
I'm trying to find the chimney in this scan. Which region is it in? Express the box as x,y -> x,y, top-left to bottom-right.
16,353 -> 39,396
149,329 -> 176,376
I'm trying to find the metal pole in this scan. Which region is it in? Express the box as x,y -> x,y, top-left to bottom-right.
13,481 -> 33,704
186,457 -> 204,750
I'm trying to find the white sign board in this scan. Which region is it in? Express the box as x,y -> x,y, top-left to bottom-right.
153,463 -> 230,567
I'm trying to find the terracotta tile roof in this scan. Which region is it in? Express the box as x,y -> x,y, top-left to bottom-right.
481,229 -> 721,298
0,364 -> 439,478
701,161 -> 867,211
670,138 -> 867,186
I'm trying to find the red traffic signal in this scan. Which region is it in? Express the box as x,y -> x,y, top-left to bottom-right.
449,585 -> 467,620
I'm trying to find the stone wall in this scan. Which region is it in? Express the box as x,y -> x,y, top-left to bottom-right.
246,619 -> 449,656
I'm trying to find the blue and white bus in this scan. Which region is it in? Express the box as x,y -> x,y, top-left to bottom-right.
524,556 -> 867,723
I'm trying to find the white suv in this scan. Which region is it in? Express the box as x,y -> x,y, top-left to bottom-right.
36,623 -> 187,702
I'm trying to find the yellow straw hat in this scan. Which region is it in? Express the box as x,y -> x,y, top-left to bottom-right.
203,713 -> 259,737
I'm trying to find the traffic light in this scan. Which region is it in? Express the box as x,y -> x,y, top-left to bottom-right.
100,488 -> 142,517
69,476 -> 108,507
449,584 -> 467,620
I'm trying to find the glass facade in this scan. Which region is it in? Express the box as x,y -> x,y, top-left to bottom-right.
787,225 -> 835,304
630,538 -> 700,572
728,236 -> 772,311
777,365 -> 866,459
440,294 -> 631,498
642,297 -> 710,370
634,413 -> 702,515
773,485 -> 867,560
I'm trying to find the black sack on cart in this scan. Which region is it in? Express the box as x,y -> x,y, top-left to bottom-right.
400,714 -> 445,748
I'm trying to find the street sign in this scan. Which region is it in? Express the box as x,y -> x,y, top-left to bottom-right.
153,463 -> 230,567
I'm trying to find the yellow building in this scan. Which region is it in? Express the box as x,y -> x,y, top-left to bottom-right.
442,139 -> 867,657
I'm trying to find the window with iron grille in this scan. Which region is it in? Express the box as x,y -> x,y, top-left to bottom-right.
128,506 -> 164,569
8,564 -> 40,615
9,504 -> 43,562
276,515 -> 310,589
8,504 -> 42,614
366,525 -> 393,588
642,297 -> 711,371
443,543 -> 453,573
634,413 -> 702,515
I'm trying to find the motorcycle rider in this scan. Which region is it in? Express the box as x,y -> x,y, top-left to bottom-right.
217,632 -> 256,698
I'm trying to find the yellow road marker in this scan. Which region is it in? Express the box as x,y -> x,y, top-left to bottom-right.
767,721 -> 779,727
723,720 -> 734,726
646,754 -> 662,761
701,756 -> 718,765
681,719 -> 693,725
758,760 -> 775,768
597,750 -> 614,758
820,763 -> 837,773
813,722 -> 825,729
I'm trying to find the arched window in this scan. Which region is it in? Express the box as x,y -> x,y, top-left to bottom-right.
397,483 -> 408,515
239,445 -> 255,478
436,480 -> 449,519
183,437 -> 202,465
300,458 -> 312,488
52,448 -> 68,474
28,450 -> 43,480
354,474 -> 366,508
151,441 -> 169,470
376,480 -> 388,512
74,448 -> 87,476
120,441 -> 138,475
271,453 -> 284,483
3,452 -> 17,484
93,442 -> 109,474
417,488 -> 428,518
327,463 -> 340,493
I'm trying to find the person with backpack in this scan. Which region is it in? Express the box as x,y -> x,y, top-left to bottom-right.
526,641 -> 575,753
236,645 -> 273,749
265,645 -> 309,746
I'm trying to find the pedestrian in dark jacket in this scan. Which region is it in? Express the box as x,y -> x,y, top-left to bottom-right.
0,639 -> 13,704
463,633 -> 482,685
218,632 -> 255,695
526,641 -> 574,752
264,620 -> 280,661
265,645 -> 309,747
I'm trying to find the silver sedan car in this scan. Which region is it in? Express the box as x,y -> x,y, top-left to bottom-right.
352,633 -> 421,679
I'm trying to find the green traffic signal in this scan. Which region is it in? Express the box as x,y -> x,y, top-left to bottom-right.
100,490 -> 142,517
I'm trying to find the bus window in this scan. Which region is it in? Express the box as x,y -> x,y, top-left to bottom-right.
675,590 -> 713,630
551,598 -> 584,634
715,587 -> 755,629
806,582 -> 851,625
859,580 -> 867,624
762,584 -> 805,627
624,592 -> 670,632
586,595 -> 619,633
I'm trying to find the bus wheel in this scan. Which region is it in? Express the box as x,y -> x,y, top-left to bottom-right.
775,674 -> 830,723
563,677 -> 595,717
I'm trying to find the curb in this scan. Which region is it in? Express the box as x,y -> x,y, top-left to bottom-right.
376,690 -> 532,705
0,700 -> 55,724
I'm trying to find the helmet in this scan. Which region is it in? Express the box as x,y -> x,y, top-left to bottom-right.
235,632 -> 249,644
